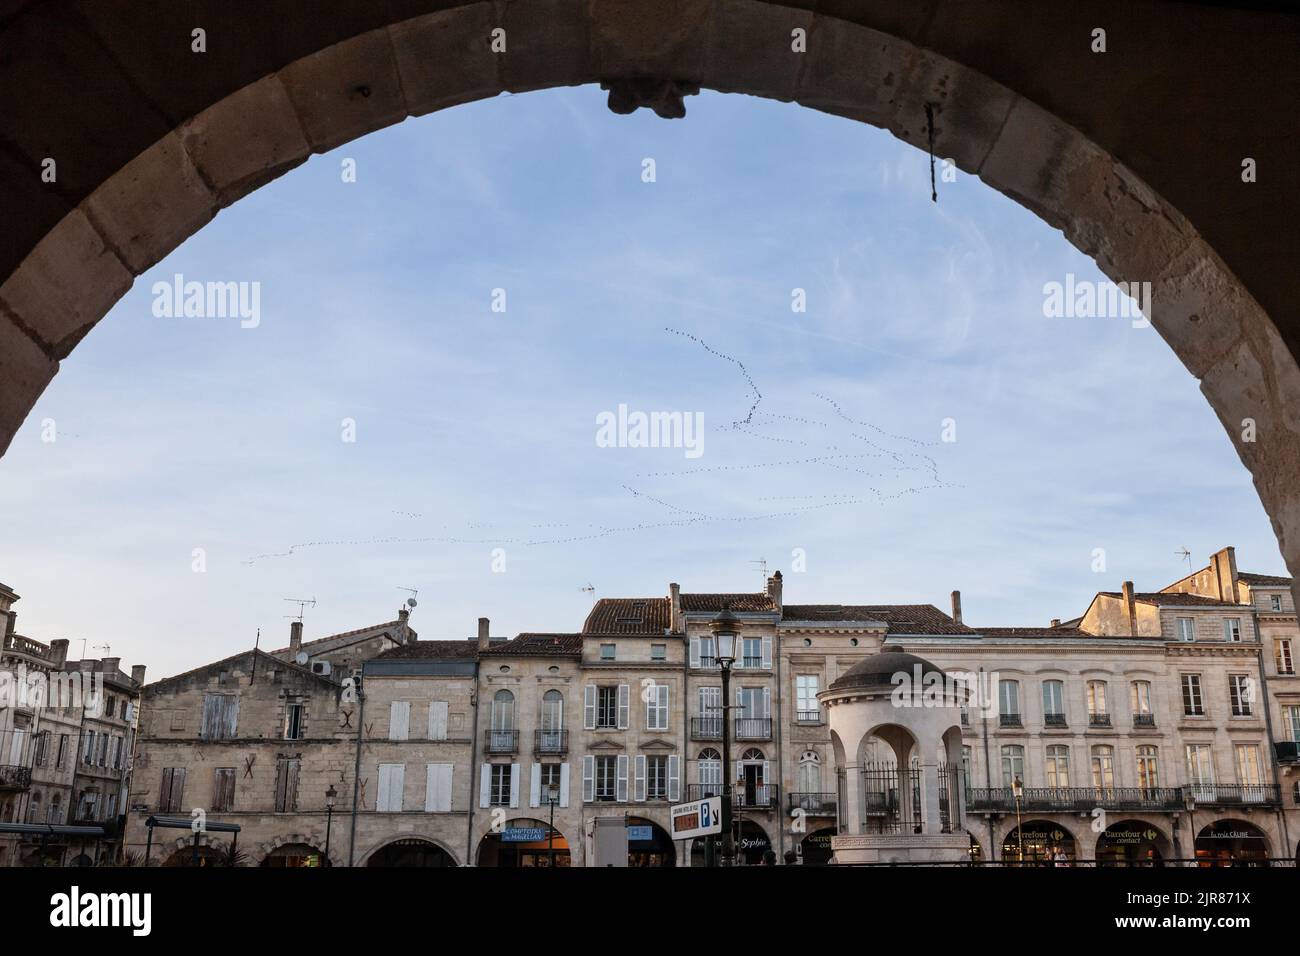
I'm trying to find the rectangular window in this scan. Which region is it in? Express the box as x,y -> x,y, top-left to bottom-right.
1185,744 -> 1214,799
388,701 -> 410,741
1135,746 -> 1160,791
1176,617 -> 1195,642
112,736 -> 123,769
159,767 -> 186,813
1235,745 -> 1263,788
1130,681 -> 1152,716
1087,681 -> 1108,716
377,762 -> 406,812
55,735 -> 67,770
1229,674 -> 1253,717
1044,745 -> 1070,788
1182,674 -> 1204,716
599,643 -> 615,661
650,644 -> 666,661
698,636 -> 716,669
1000,745 -> 1024,788
274,757 -> 300,812
212,768 -> 236,812
646,755 -> 669,800
1283,705 -> 1300,743
741,637 -> 762,669
489,764 -> 512,807
645,684 -> 669,731
1223,618 -> 1242,642
1041,680 -> 1064,718
1271,594 -> 1283,612
199,694 -> 239,739
595,756 -> 617,802
999,680 -> 1021,722
596,686 -> 619,729
285,701 -> 305,740
796,675 -> 821,720
1276,639 -> 1294,675
1090,746 -> 1115,791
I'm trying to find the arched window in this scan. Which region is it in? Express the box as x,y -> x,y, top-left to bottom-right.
541,690 -> 563,730
1045,745 -> 1070,788
491,690 -> 515,730
47,793 -> 61,824
741,748 -> 765,762
798,751 -> 821,794
25,792 -> 41,824
698,749 -> 721,790
1091,745 -> 1115,792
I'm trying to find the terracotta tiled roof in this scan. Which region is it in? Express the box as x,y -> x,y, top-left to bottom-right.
371,640 -> 479,661
679,593 -> 777,613
266,619 -> 411,656
1102,591 -> 1239,607
1239,572 -> 1293,587
782,604 -> 974,635
980,626 -> 1092,638
583,598 -> 672,635
481,633 -> 584,658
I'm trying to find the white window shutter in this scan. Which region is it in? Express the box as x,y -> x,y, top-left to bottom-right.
559,763 -> 571,808
762,760 -> 770,786
393,764 -> 405,811
583,685 -> 596,729
479,763 -> 491,809
634,754 -> 647,801
660,685 -> 670,730
425,763 -> 451,812
377,765 -> 392,811
530,763 -> 541,808
616,754 -> 629,802
389,701 -> 410,741
428,701 -> 448,740
763,686 -> 771,718
645,686 -> 653,729
668,755 -> 680,801
689,636 -> 700,668
582,755 -> 594,803
762,635 -> 773,669
509,763 -> 520,808
618,684 -> 630,729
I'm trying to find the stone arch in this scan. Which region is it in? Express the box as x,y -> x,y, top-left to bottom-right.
358,834 -> 461,867
0,3 -> 1297,585
998,818 -> 1080,863
256,832 -> 340,868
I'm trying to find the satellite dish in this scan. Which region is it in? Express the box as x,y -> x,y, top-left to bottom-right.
295,651 -> 309,665
407,598 -> 418,608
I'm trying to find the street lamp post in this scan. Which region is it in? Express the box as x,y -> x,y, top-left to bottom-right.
1011,775 -> 1025,863
543,782 -> 560,868
711,607 -> 741,867
324,784 -> 337,867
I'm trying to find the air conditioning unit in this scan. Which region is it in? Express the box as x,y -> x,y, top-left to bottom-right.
311,661 -> 332,676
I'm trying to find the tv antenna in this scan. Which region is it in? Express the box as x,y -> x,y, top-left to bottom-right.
750,558 -> 768,584
397,586 -> 419,611
1175,547 -> 1192,571
283,596 -> 316,622
581,583 -> 596,604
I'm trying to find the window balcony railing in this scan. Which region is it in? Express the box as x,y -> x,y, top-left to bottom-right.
483,729 -> 519,754
1133,713 -> 1156,728
1088,713 -> 1112,728
1187,784 -> 1281,807
1044,713 -> 1067,728
685,783 -> 778,809
690,717 -> 723,740
999,713 -> 1022,728
0,765 -> 32,790
788,792 -> 837,816
740,657 -> 763,669
795,710 -> 823,724
534,729 -> 568,754
966,786 -> 1184,812
734,717 -> 772,740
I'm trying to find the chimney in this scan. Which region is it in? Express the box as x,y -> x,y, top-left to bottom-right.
131,664 -> 147,686
101,657 -> 120,677
669,583 -> 682,632
49,638 -> 68,668
478,617 -> 490,651
1121,581 -> 1137,636
398,607 -> 410,625
1050,618 -> 1061,628
767,572 -> 784,613
290,620 -> 303,652
950,590 -> 962,625
1209,547 -> 1240,603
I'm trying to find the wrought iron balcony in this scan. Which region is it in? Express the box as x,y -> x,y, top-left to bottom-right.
734,717 -> 772,740
1133,713 -> 1156,728
999,713 -> 1022,728
788,791 -> 837,816
966,786 -> 1184,812
795,710 -> 824,724
1187,784 -> 1281,807
684,783 -> 777,809
0,765 -> 32,790
1044,713 -> 1067,728
690,717 -> 723,740
533,729 -> 568,755
1088,713 -> 1112,728
483,729 -> 519,754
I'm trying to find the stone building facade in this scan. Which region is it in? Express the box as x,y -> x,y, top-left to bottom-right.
118,546 -> 1299,866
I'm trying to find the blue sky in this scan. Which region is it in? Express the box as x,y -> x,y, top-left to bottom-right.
0,86 -> 1284,678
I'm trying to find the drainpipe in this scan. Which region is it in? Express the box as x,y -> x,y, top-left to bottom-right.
1251,607 -> 1291,855
346,673 -> 365,866
774,622 -> 785,863
680,623 -> 689,867
979,666 -> 995,860
466,658 -> 481,866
